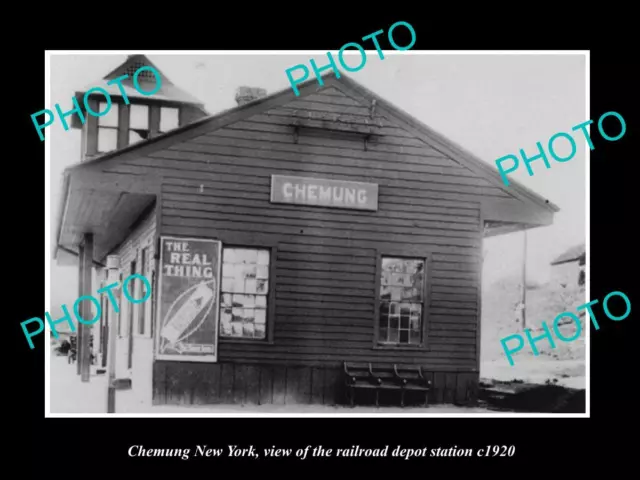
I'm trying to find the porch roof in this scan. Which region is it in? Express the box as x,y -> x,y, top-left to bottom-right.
54,170 -> 159,267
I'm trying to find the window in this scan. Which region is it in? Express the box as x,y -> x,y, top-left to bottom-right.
378,257 -> 426,346
97,102 -> 119,153
128,104 -> 150,146
160,107 -> 180,133
219,247 -> 270,340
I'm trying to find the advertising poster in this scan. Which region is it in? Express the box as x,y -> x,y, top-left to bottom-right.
155,236 -> 222,362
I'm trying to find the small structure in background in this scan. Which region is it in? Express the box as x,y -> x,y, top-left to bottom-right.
235,86 -> 267,106
550,244 -> 586,289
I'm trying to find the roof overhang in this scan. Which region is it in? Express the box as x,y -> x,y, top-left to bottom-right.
54,168 -> 160,266
54,70 -> 560,246
481,197 -> 555,237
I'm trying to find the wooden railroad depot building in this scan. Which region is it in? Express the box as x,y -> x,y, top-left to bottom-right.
54,55 -> 558,408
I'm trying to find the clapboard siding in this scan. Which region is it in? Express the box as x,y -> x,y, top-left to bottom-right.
101,86 -> 489,376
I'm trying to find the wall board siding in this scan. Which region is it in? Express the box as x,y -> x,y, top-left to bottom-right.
153,361 -> 479,407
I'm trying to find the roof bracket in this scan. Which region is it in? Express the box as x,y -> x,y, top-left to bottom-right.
293,125 -> 299,144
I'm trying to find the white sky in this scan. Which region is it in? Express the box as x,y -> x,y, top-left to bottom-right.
48,52 -> 586,307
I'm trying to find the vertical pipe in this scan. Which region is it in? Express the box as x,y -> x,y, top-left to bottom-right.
81,234 -> 94,382
76,244 -> 85,375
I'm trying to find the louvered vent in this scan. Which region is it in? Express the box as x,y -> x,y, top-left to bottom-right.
124,61 -> 157,80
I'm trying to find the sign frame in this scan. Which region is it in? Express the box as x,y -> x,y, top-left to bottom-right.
154,235 -> 222,363
270,175 -> 379,211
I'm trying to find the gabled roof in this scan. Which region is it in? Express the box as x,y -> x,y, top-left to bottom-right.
56,70 -> 560,260
60,71 -> 558,214
551,244 -> 586,265
76,54 -> 206,108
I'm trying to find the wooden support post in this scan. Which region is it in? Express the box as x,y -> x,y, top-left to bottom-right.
106,255 -> 120,413
80,234 -> 94,382
76,244 -> 84,375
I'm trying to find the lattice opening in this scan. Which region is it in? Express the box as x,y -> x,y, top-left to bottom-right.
124,61 -> 157,80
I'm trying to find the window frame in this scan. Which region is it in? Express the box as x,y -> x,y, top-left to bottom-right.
158,106 -> 181,134
127,104 -> 151,147
97,126 -> 119,153
218,243 -> 277,345
373,252 -> 431,351
96,101 -> 119,153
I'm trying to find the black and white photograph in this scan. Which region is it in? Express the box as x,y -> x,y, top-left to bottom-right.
45,51 -> 587,416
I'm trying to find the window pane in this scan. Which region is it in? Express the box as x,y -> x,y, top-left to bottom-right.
410,312 -> 421,330
245,279 -> 257,294
160,107 -> 180,132
98,128 -> 118,152
379,327 -> 388,342
231,321 -> 243,336
254,323 -> 266,339
129,104 -> 149,129
237,249 -> 258,264
98,102 -> 119,127
243,323 -> 255,337
129,130 -> 146,146
257,250 -> 270,265
256,280 -> 268,294
222,277 -> 234,293
390,287 -> 402,301
223,249 -> 236,263
256,265 -> 269,279
243,265 -> 257,278
389,327 -> 399,343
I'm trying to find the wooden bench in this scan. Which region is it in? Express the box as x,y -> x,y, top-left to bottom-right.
392,364 -> 431,407
343,362 -> 381,406
343,362 -> 432,407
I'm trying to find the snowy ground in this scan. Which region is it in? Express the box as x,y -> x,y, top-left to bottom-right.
481,357 -> 585,390
49,354 -> 496,415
